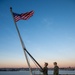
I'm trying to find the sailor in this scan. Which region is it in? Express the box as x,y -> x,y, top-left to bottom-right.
53,62 -> 59,75
40,62 -> 48,75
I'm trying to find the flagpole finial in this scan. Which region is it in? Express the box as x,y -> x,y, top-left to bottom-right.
10,7 -> 12,9
10,7 -> 12,11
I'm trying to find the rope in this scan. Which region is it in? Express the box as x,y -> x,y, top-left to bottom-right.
30,55 -> 42,75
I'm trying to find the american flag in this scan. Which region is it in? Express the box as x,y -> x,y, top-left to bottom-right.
13,10 -> 34,22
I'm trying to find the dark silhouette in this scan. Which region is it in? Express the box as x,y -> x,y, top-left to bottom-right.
53,62 -> 59,75
40,62 -> 48,75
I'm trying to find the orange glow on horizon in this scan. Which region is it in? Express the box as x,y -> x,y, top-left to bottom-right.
0,61 -> 75,68
0,58 -> 75,68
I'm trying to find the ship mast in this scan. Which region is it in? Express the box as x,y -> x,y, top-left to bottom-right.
10,7 -> 32,75
10,7 -> 43,75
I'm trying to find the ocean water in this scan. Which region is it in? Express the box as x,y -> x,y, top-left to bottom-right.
0,70 -> 75,75
0,71 -> 29,75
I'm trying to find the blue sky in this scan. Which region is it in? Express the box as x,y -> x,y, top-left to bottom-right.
0,0 -> 75,68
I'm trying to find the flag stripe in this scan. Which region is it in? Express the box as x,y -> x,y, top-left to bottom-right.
15,16 -> 21,22
21,11 -> 34,20
13,10 -> 34,22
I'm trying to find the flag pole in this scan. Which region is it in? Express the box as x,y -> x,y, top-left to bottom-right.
10,7 -> 43,72
10,7 -> 33,75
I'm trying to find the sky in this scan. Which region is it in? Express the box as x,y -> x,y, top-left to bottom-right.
0,0 -> 75,68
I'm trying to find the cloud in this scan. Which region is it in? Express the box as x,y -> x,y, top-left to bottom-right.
42,18 -> 53,26
40,18 -> 54,32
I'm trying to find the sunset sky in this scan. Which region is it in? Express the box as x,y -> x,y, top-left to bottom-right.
0,0 -> 75,68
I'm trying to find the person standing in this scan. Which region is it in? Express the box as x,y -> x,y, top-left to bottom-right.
53,62 -> 59,75
40,62 -> 48,75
